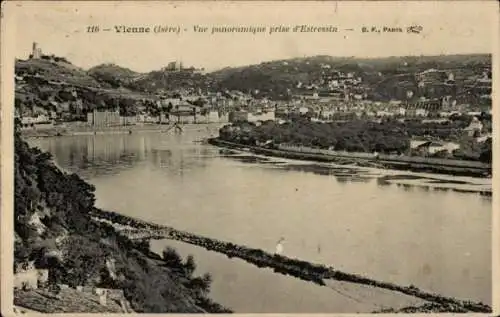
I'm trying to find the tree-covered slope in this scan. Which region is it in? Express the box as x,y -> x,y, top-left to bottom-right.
210,54 -> 491,100
13,127 -> 230,313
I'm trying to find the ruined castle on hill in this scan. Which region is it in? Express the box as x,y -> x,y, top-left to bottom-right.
29,42 -> 43,59
28,42 -> 71,64
162,60 -> 205,74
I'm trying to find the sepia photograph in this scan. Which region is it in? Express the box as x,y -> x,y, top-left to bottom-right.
1,1 -> 498,315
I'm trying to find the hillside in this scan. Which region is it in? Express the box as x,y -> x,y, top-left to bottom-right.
83,54 -> 492,100
15,59 -> 158,119
211,55 -> 491,80
15,58 -> 211,119
130,69 -> 212,94
13,126 -> 231,313
209,54 -> 492,101
14,53 -> 492,120
86,63 -> 214,95
87,63 -> 141,88
16,58 -> 105,88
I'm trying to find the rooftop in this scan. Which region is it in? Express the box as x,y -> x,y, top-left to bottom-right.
14,288 -> 125,313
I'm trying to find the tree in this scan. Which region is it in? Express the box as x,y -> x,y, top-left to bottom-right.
134,239 -> 151,253
187,273 -> 212,297
201,273 -> 212,293
162,247 -> 182,268
184,255 -> 196,278
61,235 -> 106,287
478,138 -> 492,163
14,240 -> 32,264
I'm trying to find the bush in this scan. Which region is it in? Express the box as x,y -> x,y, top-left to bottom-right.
162,247 -> 183,268
184,255 -> 196,278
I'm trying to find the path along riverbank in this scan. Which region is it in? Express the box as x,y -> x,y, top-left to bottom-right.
208,138 -> 492,178
90,208 -> 491,313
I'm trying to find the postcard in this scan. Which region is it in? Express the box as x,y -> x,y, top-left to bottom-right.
1,1 -> 498,315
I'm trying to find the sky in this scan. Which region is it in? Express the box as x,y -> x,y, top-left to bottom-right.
6,1 -> 498,72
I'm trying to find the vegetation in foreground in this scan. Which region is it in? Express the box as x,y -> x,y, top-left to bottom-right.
91,210 -> 491,313
14,124 -> 231,313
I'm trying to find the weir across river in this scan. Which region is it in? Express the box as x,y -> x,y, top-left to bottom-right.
91,214 -> 491,313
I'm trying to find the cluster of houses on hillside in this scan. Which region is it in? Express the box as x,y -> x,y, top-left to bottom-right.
293,60 -> 491,103
14,44 -> 492,131
16,91 -> 492,132
271,95 -> 490,120
15,74 -> 492,130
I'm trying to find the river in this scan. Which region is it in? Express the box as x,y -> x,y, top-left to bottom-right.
29,125 -> 492,312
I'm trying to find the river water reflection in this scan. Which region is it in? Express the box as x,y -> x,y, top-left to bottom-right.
29,127 -> 492,311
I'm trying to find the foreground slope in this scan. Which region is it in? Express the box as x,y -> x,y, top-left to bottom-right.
13,127 -> 230,313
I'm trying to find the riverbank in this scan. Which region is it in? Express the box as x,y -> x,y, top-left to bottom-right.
20,122 -> 224,138
20,124 -> 161,138
208,138 -> 492,178
90,208 -> 492,313
13,130 -> 231,314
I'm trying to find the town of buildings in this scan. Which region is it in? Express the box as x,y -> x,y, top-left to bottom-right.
16,70 -> 491,126
16,43 -> 492,152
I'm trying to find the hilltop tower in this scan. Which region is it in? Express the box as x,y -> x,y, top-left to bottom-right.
165,61 -> 183,71
31,42 -> 42,59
